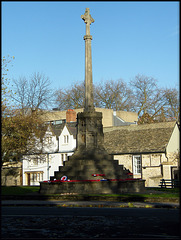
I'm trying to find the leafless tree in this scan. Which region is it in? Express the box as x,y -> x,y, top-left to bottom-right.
54,74 -> 179,122
130,74 -> 167,117
94,79 -> 134,111
130,74 -> 179,122
55,79 -> 134,111
55,81 -> 85,110
11,72 -> 54,114
162,87 -> 180,120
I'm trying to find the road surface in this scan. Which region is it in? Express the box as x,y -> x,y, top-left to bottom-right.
2,206 -> 180,239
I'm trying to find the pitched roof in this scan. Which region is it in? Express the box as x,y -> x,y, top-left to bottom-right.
104,121 -> 177,154
51,124 -> 65,137
51,122 -> 77,139
65,123 -> 77,139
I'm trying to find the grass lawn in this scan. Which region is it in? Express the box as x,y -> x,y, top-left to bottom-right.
1,186 -> 40,195
1,186 -> 179,198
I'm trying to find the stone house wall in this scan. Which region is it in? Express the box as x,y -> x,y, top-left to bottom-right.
1,162 -> 22,186
114,152 -> 179,187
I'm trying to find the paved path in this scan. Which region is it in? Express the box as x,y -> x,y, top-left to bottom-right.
1,199 -> 180,208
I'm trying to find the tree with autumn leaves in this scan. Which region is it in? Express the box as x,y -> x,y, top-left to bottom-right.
1,109 -> 45,165
1,56 -> 48,166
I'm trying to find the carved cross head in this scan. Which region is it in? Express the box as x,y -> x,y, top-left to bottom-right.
81,8 -> 94,25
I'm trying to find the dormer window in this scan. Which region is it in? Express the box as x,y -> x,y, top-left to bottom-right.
46,137 -> 52,144
64,135 -> 69,144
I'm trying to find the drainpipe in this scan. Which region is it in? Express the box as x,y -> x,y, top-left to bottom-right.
47,153 -> 49,180
165,149 -> 169,162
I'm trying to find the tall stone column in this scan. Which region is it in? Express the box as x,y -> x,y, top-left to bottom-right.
72,8 -> 105,155
40,8 -> 145,194
81,8 -> 95,112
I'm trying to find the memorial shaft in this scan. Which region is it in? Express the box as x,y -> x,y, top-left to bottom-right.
81,8 -> 95,112
39,7 -> 145,195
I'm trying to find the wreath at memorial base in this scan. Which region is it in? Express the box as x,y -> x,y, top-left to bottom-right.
92,174 -> 105,177
43,173 -> 140,183
61,176 -> 68,181
43,178 -> 140,183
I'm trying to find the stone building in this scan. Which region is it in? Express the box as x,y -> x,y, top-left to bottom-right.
39,108 -> 138,127
1,162 -> 22,186
3,109 -> 179,187
21,109 -> 137,186
104,121 -> 180,187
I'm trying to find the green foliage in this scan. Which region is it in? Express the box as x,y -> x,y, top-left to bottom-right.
1,57 -> 47,165
1,109 -> 45,165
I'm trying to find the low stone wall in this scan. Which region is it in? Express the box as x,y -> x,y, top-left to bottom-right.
40,179 -> 145,195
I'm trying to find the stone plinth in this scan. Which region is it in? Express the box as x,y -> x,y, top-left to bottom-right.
75,111 -> 105,155
40,179 -> 146,195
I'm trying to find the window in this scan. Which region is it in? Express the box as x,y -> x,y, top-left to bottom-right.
133,155 -> 141,174
64,135 -> 69,144
34,173 -> 37,181
40,173 -> 43,181
61,153 -> 68,162
26,172 -> 43,185
46,137 -> 52,144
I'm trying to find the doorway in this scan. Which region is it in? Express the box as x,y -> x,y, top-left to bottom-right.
27,173 -> 31,186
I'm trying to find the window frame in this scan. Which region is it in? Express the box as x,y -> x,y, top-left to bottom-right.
63,135 -> 69,144
133,155 -> 142,174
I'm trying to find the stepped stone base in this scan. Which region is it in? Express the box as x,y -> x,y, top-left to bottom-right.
40,179 -> 146,194
39,152 -> 145,194
50,149 -> 130,181
39,110 -> 145,194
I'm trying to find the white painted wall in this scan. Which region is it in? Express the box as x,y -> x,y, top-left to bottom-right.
48,153 -> 63,179
22,154 -> 47,185
22,153 -> 63,185
42,125 -> 58,153
22,124 -> 76,185
58,125 -> 76,152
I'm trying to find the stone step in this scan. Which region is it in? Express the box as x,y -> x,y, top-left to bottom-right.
69,153 -> 114,162
52,167 -> 128,181
55,165 -> 124,178
51,173 -> 129,181
63,159 -> 119,167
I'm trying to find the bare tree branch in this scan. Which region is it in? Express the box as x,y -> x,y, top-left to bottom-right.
11,72 -> 54,113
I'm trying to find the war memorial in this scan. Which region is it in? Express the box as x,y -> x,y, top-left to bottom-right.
40,8 -> 145,194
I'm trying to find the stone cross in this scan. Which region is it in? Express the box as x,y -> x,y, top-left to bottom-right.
81,8 -> 95,112
81,8 -> 94,35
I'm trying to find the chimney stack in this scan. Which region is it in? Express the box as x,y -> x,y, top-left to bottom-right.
66,109 -> 77,122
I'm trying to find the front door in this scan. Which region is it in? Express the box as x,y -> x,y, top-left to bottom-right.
27,173 -> 31,186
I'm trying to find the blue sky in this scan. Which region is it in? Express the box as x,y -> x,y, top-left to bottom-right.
2,1 -> 179,92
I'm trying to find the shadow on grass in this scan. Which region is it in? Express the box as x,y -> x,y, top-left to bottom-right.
1,186 -> 179,202
1,186 -> 39,195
